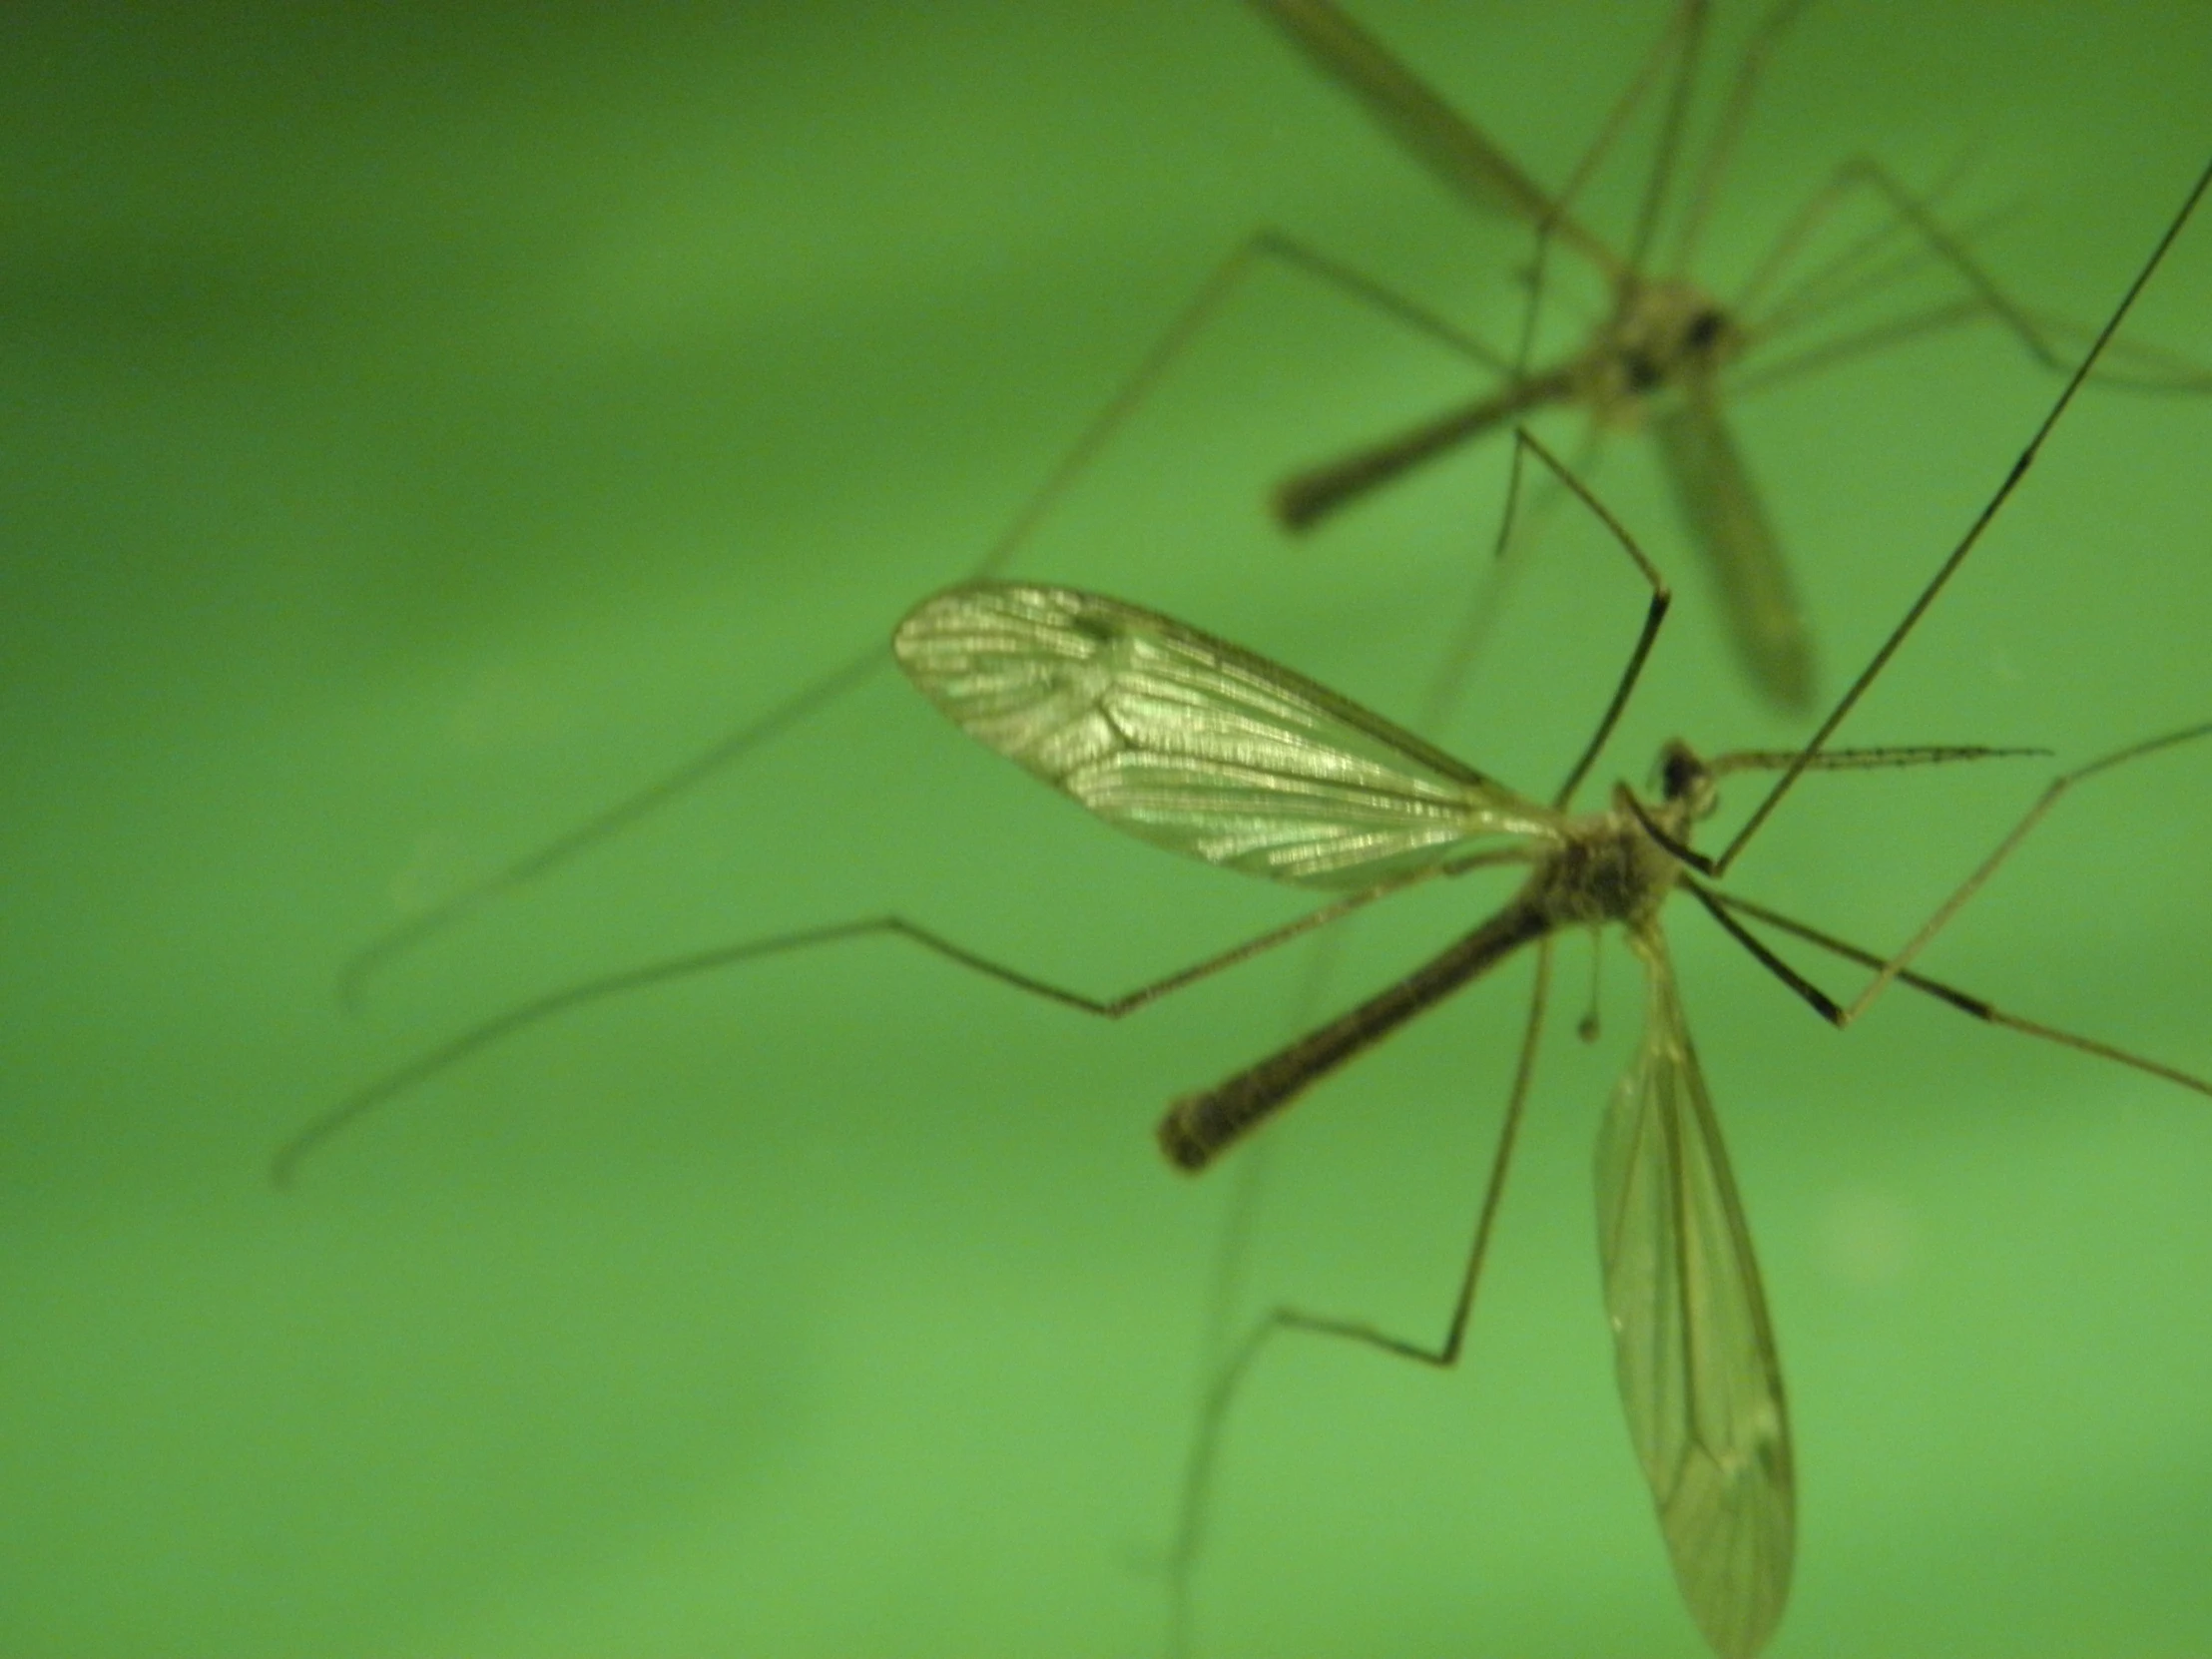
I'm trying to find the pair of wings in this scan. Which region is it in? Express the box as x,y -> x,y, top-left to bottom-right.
1249,0 -> 1818,713
896,580 -> 1795,1658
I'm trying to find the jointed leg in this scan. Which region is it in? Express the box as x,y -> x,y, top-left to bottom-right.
1411,426 -> 1607,738
1508,428 -> 1673,810
1683,876 -> 2212,1105
1010,227 -> 1516,548
1741,155 -> 2212,396
281,870 -> 1464,1187
1666,0 -> 1819,277
1834,722 -> 2212,1026
338,230 -> 1506,1007
1161,940 -> 1553,1656
335,645 -> 884,1009
1621,0 -> 1712,278
1737,157 -> 1988,343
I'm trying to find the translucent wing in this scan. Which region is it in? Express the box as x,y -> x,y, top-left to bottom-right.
1649,366 -> 1817,714
1596,926 -> 1794,1659
1247,0 -> 1625,282
893,581 -> 1557,887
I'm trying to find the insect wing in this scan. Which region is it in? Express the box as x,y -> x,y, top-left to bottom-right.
893,582 -> 1557,886
1247,0 -> 1624,281
1595,928 -> 1794,1659
1649,366 -> 1818,713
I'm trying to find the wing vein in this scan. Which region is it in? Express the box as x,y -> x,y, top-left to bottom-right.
895,583 -> 1559,887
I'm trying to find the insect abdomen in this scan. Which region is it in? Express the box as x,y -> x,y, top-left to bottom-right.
1158,897 -> 1552,1171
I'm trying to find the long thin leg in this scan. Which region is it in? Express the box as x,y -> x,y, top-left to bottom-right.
1833,722 -> 2212,1026
1665,0 -> 1819,278
2001,303 -> 2212,396
1731,162 -> 2197,395
1782,160 -> 2072,375
1825,159 -> 2212,395
1407,187 -> 1608,742
1728,295 -> 1994,402
1513,429 -> 1673,811
282,862 -> 1515,1187
1344,419 -> 1662,799
1163,938 -> 1554,1657
1709,150 -> 2212,878
1740,249 -> 2212,407
1682,881 -> 2212,1104
1742,157 -> 2212,396
1734,158 -> 1983,338
335,645 -> 881,1009
1620,0 -> 1709,279
336,229 -> 1510,1007
1753,199 -> 2024,354
1410,429 -> 1605,737
1552,0 -> 1704,276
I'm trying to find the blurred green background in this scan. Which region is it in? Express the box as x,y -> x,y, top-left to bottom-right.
4,3 -> 2209,1655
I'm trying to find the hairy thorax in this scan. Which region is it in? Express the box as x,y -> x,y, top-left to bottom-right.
1578,278 -> 1745,427
1527,739 -> 1717,932
1528,801 -> 1687,931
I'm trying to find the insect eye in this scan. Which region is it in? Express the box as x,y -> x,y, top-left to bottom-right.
1658,743 -> 1705,804
1685,308 -> 1728,351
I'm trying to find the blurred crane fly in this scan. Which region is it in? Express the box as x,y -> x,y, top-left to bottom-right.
1244,0 -> 2208,716
1250,0 -> 1831,714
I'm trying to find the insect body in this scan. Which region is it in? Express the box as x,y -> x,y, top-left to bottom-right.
1247,0 -> 1826,712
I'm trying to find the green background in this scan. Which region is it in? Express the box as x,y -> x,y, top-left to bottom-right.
5,3 -> 2209,1654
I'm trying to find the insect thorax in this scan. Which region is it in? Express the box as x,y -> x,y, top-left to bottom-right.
1580,277 -> 1743,426
1527,802 -> 1687,932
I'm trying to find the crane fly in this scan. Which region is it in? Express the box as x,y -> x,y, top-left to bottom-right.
326,2 -> 2212,1014
1251,0 -> 1831,714
883,573 -> 2205,1658
1243,0 -> 2211,721
281,122 -> 2211,1659
894,576 -> 1810,1649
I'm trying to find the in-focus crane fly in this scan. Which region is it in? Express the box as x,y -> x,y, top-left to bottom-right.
878,571 -> 2207,1659
890,574 -> 1816,1651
